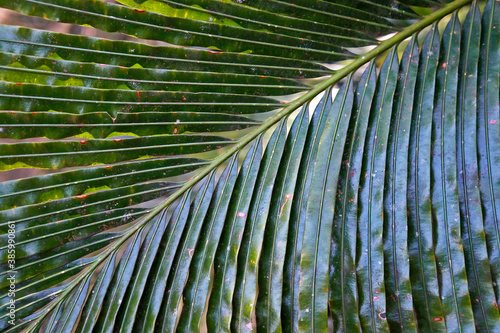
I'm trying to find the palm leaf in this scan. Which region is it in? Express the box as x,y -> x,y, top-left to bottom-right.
1,0 -> 500,331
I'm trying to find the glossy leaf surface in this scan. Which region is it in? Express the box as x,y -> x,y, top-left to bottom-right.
1,0 -> 499,332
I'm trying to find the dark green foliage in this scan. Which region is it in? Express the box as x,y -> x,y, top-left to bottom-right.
1,0 -> 499,332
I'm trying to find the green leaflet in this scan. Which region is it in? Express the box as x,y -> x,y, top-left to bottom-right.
231,0 -> 394,33
207,139 -> 262,333
75,255 -> 117,333
93,230 -> 145,332
0,134 -> 232,169
0,258 -> 93,307
0,285 -> 65,330
50,273 -> 91,333
115,0 -> 244,28
320,0 -> 420,19
298,77 -> 354,332
407,23 -> 446,331
431,12 -> 475,331
177,155 -> 239,333
117,0 -> 381,45
256,106 -> 309,332
0,257 -> 94,329
0,81 -> 282,116
477,0 -> 500,308
357,46 -> 399,333
114,209 -> 171,333
282,90 -> 334,333
0,51 -> 307,95
43,301 -> 63,333
0,111 -> 258,140
0,183 -> 174,228
232,119 -> 288,333
133,192 -> 192,332
0,232 -> 119,290
0,0 -> 351,62
0,157 -> 204,210
457,4 -> 500,331
0,207 -> 149,260
156,173 -> 215,332
329,61 -> 376,332
383,37 -> 418,332
0,25 -> 328,78
3,0 -> 500,332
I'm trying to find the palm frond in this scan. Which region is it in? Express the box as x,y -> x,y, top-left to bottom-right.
1,0 -> 500,332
